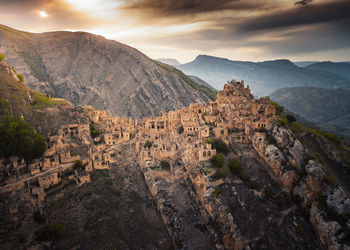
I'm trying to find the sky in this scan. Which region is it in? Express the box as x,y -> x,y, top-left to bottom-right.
0,0 -> 349,63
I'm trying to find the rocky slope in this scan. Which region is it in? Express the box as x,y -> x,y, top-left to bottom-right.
177,55 -> 350,96
270,86 -> 350,138
0,24 -> 214,119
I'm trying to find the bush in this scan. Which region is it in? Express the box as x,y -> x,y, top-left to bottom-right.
264,187 -> 275,199
324,174 -> 338,187
265,133 -> 277,145
73,160 -> 83,170
212,139 -> 229,154
205,138 -> 214,144
160,160 -> 170,170
33,211 -> 46,223
177,125 -> 184,134
210,153 -> 225,168
0,53 -> 4,61
17,73 -> 24,82
90,122 -> 100,138
286,114 -> 296,123
239,171 -> 249,182
0,114 -> 46,161
144,139 -> 153,149
250,180 -> 261,191
229,158 -> 242,174
35,224 -> 65,241
271,101 -> 284,115
212,188 -> 222,197
213,165 -> 230,179
277,117 -> 287,127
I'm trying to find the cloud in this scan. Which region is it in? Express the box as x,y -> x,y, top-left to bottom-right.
0,0 -> 105,31
295,0 -> 312,7
239,0 -> 350,32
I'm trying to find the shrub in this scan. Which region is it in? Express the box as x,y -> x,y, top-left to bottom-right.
213,165 -> 230,179
271,101 -> 284,115
0,53 -> 4,61
229,158 -> 242,174
324,174 -> 338,187
33,211 -> 46,223
160,160 -> 170,170
0,114 -> 46,161
277,117 -> 287,127
90,122 -> 100,138
17,73 -> 24,82
264,187 -> 275,199
73,160 -> 83,170
286,114 -> 296,123
210,153 -> 225,168
205,138 -> 214,144
212,188 -> 222,197
212,139 -> 229,154
239,171 -> 249,182
265,133 -> 277,145
144,139 -> 153,149
177,125 -> 184,134
295,225 -> 303,235
250,180 -> 261,191
35,224 -> 65,241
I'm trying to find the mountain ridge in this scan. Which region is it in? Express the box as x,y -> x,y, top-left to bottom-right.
0,24 -> 214,119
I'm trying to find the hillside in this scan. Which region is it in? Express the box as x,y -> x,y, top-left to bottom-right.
270,86 -> 350,137
187,75 -> 216,90
0,24 -> 214,119
305,61 -> 350,81
177,55 -> 350,96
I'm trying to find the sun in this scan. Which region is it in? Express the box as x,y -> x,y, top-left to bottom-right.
39,11 -> 48,18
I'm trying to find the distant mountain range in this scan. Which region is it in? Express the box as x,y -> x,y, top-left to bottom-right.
157,58 -> 180,66
270,86 -> 350,137
0,24 -> 214,119
174,55 -> 350,96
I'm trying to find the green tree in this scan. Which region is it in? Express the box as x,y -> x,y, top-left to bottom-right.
90,122 -> 100,138
0,53 -> 4,61
212,138 -> 229,154
210,153 -> 225,168
0,114 -> 46,161
73,160 -> 83,170
17,73 -> 24,82
144,139 -> 153,149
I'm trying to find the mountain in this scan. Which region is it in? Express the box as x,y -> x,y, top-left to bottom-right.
187,75 -> 216,90
156,58 -> 180,66
293,61 -> 319,67
270,86 -> 350,137
305,61 -> 350,80
177,55 -> 350,96
0,24 -> 214,119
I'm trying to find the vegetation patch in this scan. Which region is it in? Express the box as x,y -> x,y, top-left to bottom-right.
0,114 -> 46,161
90,122 -> 100,138
210,153 -> 225,168
17,73 -> 24,82
271,101 -> 284,115
160,160 -> 170,171
144,139 -> 153,149
265,133 -> 277,145
264,187 -> 275,199
33,211 -> 46,224
212,138 -> 229,154
0,53 -> 4,61
212,188 -> 222,197
229,158 -> 249,182
73,160 -> 83,170
35,224 -> 65,242
250,180 -> 261,191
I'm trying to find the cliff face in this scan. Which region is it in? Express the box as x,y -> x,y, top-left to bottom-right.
0,24 -> 212,119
